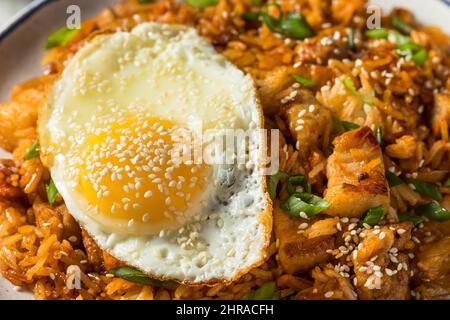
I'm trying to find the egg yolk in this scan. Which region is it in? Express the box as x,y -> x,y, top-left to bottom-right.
78,117 -> 210,235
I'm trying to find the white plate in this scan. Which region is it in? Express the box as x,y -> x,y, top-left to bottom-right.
0,0 -> 449,300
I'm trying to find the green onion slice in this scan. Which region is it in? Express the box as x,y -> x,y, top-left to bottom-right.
45,26 -> 80,49
110,267 -> 178,288
23,141 -> 39,160
411,48 -> 428,66
281,192 -> 330,218
287,175 -> 312,195
348,28 -> 356,52
243,12 -> 261,21
405,178 -> 442,201
386,170 -> 404,187
46,179 -> 58,205
392,15 -> 412,34
341,120 -> 360,131
279,13 -> 314,39
292,74 -> 315,87
376,125 -> 383,147
268,171 -> 289,200
342,78 -> 373,105
363,205 -> 384,226
186,0 -> 218,9
416,202 -> 450,222
365,28 -> 389,39
243,282 -> 280,300
398,214 -> 423,226
444,178 -> 450,187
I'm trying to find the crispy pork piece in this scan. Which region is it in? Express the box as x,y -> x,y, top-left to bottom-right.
352,222 -> 414,300
431,92 -> 450,136
324,126 -> 389,217
274,205 -> 334,274
284,92 -> 332,159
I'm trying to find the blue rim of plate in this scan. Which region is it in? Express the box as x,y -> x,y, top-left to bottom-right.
1,0 -> 450,44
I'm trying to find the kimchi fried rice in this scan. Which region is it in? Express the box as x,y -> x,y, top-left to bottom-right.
1,0 -> 450,300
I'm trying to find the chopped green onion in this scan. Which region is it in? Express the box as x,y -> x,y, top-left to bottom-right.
343,78 -> 360,95
279,13 -> 314,40
342,78 -> 373,105
405,178 -> 442,201
138,0 -> 154,3
348,28 -> 356,52
281,192 -> 330,218
292,74 -> 315,88
386,170 -> 404,187
411,48 -> 428,66
376,125 -> 383,147
243,12 -> 261,21
365,28 -> 389,39
395,36 -> 428,66
110,267 -> 178,288
186,0 -> 218,9
45,26 -> 80,49
251,0 -> 262,5
416,202 -> 450,222
46,179 -> 58,205
399,214 -> 423,226
444,178 -> 450,187
268,171 -> 289,200
23,141 -> 39,160
341,120 -> 360,131
287,175 -> 311,195
392,15 -> 412,34
243,282 -> 280,300
363,205 -> 384,226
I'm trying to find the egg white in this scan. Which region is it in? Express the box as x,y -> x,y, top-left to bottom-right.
39,23 -> 272,283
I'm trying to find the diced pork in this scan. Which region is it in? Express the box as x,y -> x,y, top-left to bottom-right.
324,126 -> 389,217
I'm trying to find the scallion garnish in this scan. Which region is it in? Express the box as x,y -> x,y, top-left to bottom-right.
392,15 -> 412,34
46,179 -> 58,205
243,282 -> 280,300
411,48 -> 428,66
444,178 -> 450,187
287,175 -> 312,195
252,5 -> 314,40
376,125 -> 383,147
23,141 -> 39,160
416,202 -> 450,222
365,28 -> 389,39
45,26 -> 80,49
110,267 -> 178,288
186,0 -> 218,9
292,74 -> 315,88
348,28 -> 356,52
399,214 -> 423,226
341,120 -> 360,131
342,78 -> 373,105
279,13 -> 314,39
386,170 -> 404,187
243,12 -> 261,21
281,192 -> 330,218
405,178 -> 442,201
268,171 -> 289,200
138,0 -> 154,3
363,205 -> 384,226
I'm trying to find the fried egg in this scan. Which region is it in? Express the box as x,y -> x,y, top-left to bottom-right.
38,23 -> 272,283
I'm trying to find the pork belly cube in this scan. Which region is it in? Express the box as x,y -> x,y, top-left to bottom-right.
274,205 -> 334,274
284,94 -> 332,159
324,126 -> 389,218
